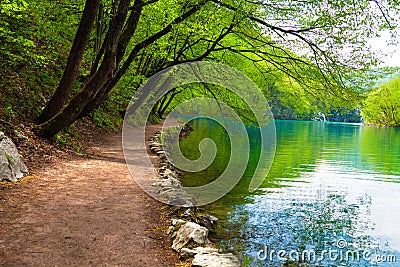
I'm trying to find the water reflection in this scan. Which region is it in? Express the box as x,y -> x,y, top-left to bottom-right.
179,119 -> 400,266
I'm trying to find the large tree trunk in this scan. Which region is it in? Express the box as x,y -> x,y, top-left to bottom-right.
34,0 -> 132,138
34,64 -> 114,138
35,0 -> 207,139
77,0 -> 144,119
36,0 -> 101,124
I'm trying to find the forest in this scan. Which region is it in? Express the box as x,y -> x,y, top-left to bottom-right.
1,0 -> 399,139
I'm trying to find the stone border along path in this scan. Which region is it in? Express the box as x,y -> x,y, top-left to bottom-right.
149,129 -> 241,267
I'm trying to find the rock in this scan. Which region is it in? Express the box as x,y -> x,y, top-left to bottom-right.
0,132 -> 28,182
157,185 -> 194,207
160,168 -> 173,177
169,198 -> 194,207
158,186 -> 181,196
171,219 -> 187,226
174,170 -> 183,176
151,146 -> 161,152
156,150 -> 165,155
168,177 -> 181,187
149,141 -> 161,147
153,181 -> 167,188
192,252 -> 240,267
180,247 -> 219,257
152,177 -> 181,189
166,173 -> 178,180
166,225 -> 174,235
197,214 -> 218,230
157,165 -> 167,171
167,219 -> 187,235
172,222 -> 209,251
183,208 -> 195,217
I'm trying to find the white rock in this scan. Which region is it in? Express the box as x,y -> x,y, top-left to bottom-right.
149,141 -> 161,147
172,222 -> 208,251
157,166 -> 167,171
180,247 -> 219,257
153,176 -> 180,188
160,168 -> 173,176
167,219 -> 187,236
166,226 -> 174,235
151,146 -> 161,152
0,132 -> 28,182
171,219 -> 186,226
152,180 -> 172,188
192,252 -> 240,267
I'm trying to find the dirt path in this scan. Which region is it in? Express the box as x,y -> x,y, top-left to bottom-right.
0,125 -> 178,266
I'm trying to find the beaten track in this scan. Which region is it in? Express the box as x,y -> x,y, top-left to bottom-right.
0,124 -> 178,266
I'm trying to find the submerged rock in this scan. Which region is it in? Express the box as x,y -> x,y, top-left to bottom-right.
0,132 -> 28,182
192,252 -> 240,267
172,221 -> 208,251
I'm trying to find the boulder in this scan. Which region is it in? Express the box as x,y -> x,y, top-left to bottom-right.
172,222 -> 208,251
0,132 -> 28,182
192,252 -> 240,267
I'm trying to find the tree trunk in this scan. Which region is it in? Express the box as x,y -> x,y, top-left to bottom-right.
35,0 -> 206,138
77,1 -> 206,119
34,0 -> 132,138
78,0 -> 144,120
35,65 -> 114,138
36,0 -> 101,124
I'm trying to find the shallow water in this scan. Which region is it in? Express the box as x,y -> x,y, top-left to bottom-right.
179,119 -> 400,266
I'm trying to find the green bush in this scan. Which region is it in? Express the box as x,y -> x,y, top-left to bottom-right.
362,77 -> 400,127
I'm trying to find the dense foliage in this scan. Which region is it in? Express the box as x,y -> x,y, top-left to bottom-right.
362,76 -> 400,127
0,0 -> 399,137
0,0 -> 84,120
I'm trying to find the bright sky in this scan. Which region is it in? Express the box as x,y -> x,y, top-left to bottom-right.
368,31 -> 400,67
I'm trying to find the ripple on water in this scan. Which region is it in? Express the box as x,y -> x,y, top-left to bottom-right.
180,120 -> 400,266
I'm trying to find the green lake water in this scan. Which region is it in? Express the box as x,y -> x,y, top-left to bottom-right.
178,119 -> 400,266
